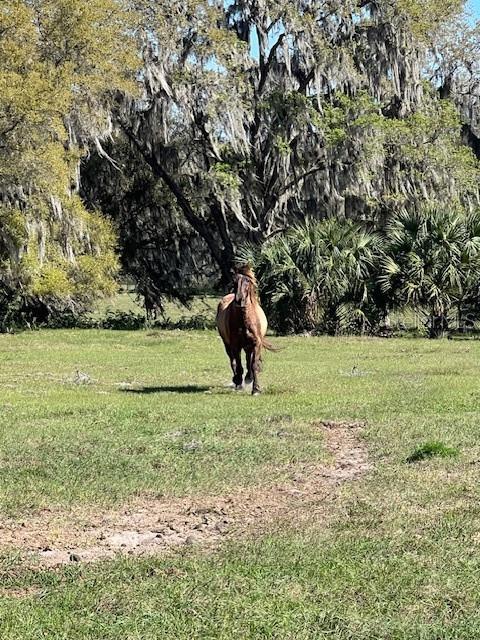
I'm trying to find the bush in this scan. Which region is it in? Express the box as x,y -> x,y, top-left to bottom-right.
0,198 -> 120,332
239,218 -> 383,334
100,310 -> 146,330
379,208 -> 480,338
21,309 -> 217,332
153,314 -> 215,330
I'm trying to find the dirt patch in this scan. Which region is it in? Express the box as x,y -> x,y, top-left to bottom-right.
0,421 -> 371,567
0,587 -> 42,599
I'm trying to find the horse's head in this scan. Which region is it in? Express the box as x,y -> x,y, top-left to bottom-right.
234,274 -> 255,308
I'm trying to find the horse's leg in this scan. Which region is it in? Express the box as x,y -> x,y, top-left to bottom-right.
232,349 -> 244,390
227,341 -> 244,390
222,340 -> 230,357
251,343 -> 262,395
245,347 -> 253,385
222,341 -> 238,389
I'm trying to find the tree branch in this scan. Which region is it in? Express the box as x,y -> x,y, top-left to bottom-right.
0,118 -> 24,140
121,123 -> 225,271
278,163 -> 327,198
257,33 -> 286,95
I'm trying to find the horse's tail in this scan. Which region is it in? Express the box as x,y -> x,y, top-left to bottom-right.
262,337 -> 281,352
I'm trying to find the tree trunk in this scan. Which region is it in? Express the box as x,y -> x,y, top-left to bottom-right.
122,125 -> 235,287
429,310 -> 448,338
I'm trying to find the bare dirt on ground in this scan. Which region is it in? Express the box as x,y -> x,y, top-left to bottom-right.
0,421 -> 371,567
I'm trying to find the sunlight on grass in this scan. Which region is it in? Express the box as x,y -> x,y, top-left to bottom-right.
2,329 -> 480,638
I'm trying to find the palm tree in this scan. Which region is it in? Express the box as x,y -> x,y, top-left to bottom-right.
379,208 -> 480,338
239,218 -> 382,334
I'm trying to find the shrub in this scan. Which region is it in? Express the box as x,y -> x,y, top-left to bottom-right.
153,314 -> 215,331
100,310 -> 146,330
240,218 -> 383,334
379,208 -> 480,338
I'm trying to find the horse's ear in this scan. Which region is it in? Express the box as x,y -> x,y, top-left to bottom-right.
234,263 -> 246,275
236,263 -> 255,279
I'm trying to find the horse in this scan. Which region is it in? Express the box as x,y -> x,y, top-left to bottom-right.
216,265 -> 276,395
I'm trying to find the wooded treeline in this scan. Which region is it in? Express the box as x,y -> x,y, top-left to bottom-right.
1,0 -> 480,333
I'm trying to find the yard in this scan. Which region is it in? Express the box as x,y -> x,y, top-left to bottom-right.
0,328 -> 480,638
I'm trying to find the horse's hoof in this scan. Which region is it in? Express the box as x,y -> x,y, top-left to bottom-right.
252,389 -> 261,396
235,384 -> 244,391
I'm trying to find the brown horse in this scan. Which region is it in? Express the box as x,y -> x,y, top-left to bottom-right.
216,266 -> 275,395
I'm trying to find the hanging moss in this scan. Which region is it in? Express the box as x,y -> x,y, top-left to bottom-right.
75,1 -> 480,305
0,0 -> 138,327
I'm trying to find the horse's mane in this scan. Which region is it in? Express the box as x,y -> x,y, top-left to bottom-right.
235,264 -> 257,288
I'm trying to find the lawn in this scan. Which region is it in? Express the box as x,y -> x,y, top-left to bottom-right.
1,328 -> 480,638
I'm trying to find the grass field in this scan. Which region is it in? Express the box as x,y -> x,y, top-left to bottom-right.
1,326 -> 480,638
89,290 -> 218,323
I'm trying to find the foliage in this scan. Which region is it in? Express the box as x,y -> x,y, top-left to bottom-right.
0,198 -> 120,330
235,208 -> 480,338
80,141 -> 214,313
240,218 -> 382,334
155,313 -> 216,331
34,301 -> 217,331
78,0 -> 480,302
0,0 -> 138,326
396,0 -> 464,40
3,0 -> 480,320
100,310 -> 146,330
379,208 -> 480,337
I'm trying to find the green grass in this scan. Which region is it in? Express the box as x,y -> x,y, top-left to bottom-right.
0,329 -> 330,513
406,440 -> 459,463
90,290 -> 217,322
2,328 -> 480,637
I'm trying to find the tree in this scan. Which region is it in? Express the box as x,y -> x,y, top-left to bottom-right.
80,141 -> 216,314
81,0 -> 479,305
0,0 -> 138,326
426,9 -> 480,154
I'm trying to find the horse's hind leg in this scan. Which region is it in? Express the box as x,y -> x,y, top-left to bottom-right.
251,344 -> 262,396
245,348 -> 253,385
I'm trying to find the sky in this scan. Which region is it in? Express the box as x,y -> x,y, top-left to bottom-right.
244,1 -> 480,61
467,0 -> 480,19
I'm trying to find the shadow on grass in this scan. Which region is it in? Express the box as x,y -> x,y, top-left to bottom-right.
121,384 -> 291,396
122,385 -> 211,394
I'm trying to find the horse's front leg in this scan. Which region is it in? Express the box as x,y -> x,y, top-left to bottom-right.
230,349 -> 244,390
251,344 -> 262,395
